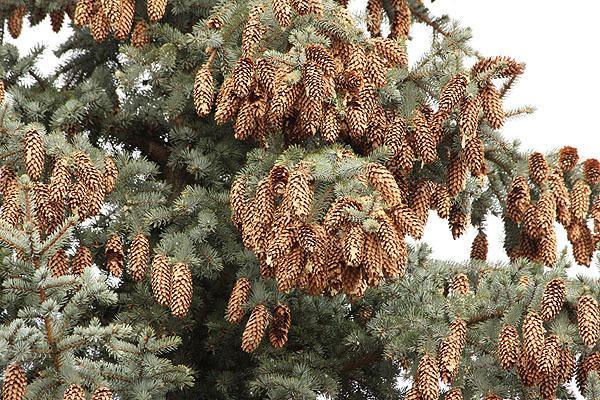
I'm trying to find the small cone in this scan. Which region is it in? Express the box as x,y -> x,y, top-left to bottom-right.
577,295 -> 599,348
269,303 -> 291,348
128,234 -> 150,282
151,254 -> 171,307
241,304 -> 270,353
539,278 -> 566,321
170,262 -> 193,318
24,128 -> 45,181
226,277 -> 251,324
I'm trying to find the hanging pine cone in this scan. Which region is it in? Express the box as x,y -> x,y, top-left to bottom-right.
417,354 -> 439,400
557,346 -> 575,384
389,0 -> 411,39
506,176 -> 530,224
151,254 -> 171,308
458,95 -> 482,139
72,245 -> 93,275
105,234 -> 124,278
170,262 -> 193,318
49,158 -> 71,204
528,152 -> 549,185
558,146 -> 579,172
24,128 -> 45,181
49,249 -> 69,278
450,273 -> 470,296
241,304 -> 270,353
114,0 -> 135,40
539,278 -> 566,321
226,277 -> 251,324
103,157 -> 118,194
470,231 -> 488,261
128,234 -> 149,282
583,159 -> 600,184
131,21 -> 151,48
50,10 -> 65,33
497,324 -> 520,370
577,295 -> 599,348
8,6 -> 26,39
287,164 -> 313,220
91,386 -> 112,400
522,310 -> 545,366
269,303 -> 291,348
275,246 -> 304,293
575,352 -> 600,395
63,384 -> 85,400
449,203 -> 468,239
74,0 -> 94,26
2,363 -> 27,400
480,81 -> 505,129
570,180 -> 591,221
272,0 -> 291,27
91,5 -> 110,42
147,0 -> 167,21
444,388 -> 463,400
438,318 -> 467,383
0,80 -> 4,104
447,152 -> 468,197
193,63 -> 214,118
438,73 -> 468,115
539,334 -> 560,376
366,163 -> 404,207
412,108 -> 436,164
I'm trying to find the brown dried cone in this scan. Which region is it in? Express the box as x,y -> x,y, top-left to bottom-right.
389,0 -> 411,39
128,234 -> 150,282
103,157 -> 118,194
458,95 -> 482,139
233,57 -> 254,99
170,262 -> 193,318
583,159 -> 600,184
417,354 -> 439,400
100,0 -> 120,27
287,165 -> 313,221
363,233 -> 384,286
366,0 -> 383,37
539,278 -> 566,321
528,152 -> 549,185
404,387 -> 421,400
49,158 -> 70,204
0,171 -> 21,228
226,277 -> 251,324
114,0 -> 135,40
377,214 -> 403,260
63,384 -> 85,400
241,5 -> 267,56
241,304 -> 271,353
506,176 -> 530,224
91,387 -> 112,400
193,63 -> 214,118
8,6 -> 26,39
548,170 -> 571,226
105,234 -> 124,278
471,56 -> 525,78
558,146 -> 579,172
577,295 -> 599,348
449,203 -> 468,239
576,352 -> 600,394
570,180 -> 591,221
557,346 -> 575,384
147,0 -> 167,21
450,273 -> 470,296
470,231 -> 488,261
24,128 -> 45,181
444,388 -> 463,400
49,249 -> 69,278
91,6 -> 110,42
539,334 -> 560,377
432,185 -> 451,219
2,363 -> 27,400
272,0 -> 291,27
522,310 -> 545,367
275,246 -> 304,293
438,318 -> 467,383
72,246 -> 93,275
366,163 -> 404,206
438,73 -> 468,114
150,254 -> 171,307
131,21 -> 151,48
269,304 -> 291,348
480,81 -> 505,129
464,135 -> 485,176
342,224 -> 365,267
412,108 -> 436,164
516,345 -> 541,386
447,152 -> 468,197
74,0 -> 94,26
50,11 -> 65,32
497,324 -> 520,370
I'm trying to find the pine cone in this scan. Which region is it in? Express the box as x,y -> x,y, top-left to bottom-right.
241,304 -> 270,353
49,11 -> 65,32
0,80 -> 5,104
269,303 -> 291,348
49,249 -> 69,278
576,352 -> 600,395
91,386 -> 112,400
449,203 -> 468,239
570,180 -> 591,221
539,278 -> 566,321
480,81 -> 505,129
583,159 -> 600,184
447,152 -> 468,197
412,108 -> 436,164
113,0 -> 134,40
72,246 -> 93,275
557,346 -> 575,384
439,73 -> 468,114
444,388 -> 463,400
193,63 -> 215,118
578,295 -> 599,348
147,0 -> 167,21
522,310 -> 545,366
497,324 -> 519,370
150,254 -> 171,307
49,158 -> 71,205
558,146 -> 579,172
377,214 -> 403,261
91,6 -> 110,42
226,277 -> 251,324
8,6 -> 26,39
506,176 -> 530,224
528,152 -> 549,185
272,0 -> 292,27
363,233 -> 384,287
464,136 -> 485,176
275,246 -> 304,293
287,164 -> 313,221
103,157 -> 118,194
74,0 -> 94,26
539,334 -> 560,376
24,128 -> 45,181
170,262 -> 193,318
128,234 -> 149,282
365,0 -> 383,37
366,163 -> 404,207
470,231 -> 488,261
450,273 -> 470,296
105,234 -> 124,278
458,95 -> 482,139
471,56 -> 524,78
242,6 -> 267,56
438,318 -> 467,383
2,363 -> 27,400
417,354 -> 439,400
131,21 -> 151,48
63,384 -> 85,400
389,0 -> 411,39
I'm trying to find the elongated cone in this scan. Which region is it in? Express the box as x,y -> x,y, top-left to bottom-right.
170,262 -> 193,318
103,157 -> 118,194
63,384 -> 85,400
49,249 -> 69,278
151,254 -> 171,307
269,303 -> 291,348
131,21 -> 151,48
2,363 -> 27,400
91,386 -> 112,400
578,295 -> 599,348
194,63 -> 214,118
241,304 -> 270,353
24,128 -> 45,181
539,278 -> 566,321
417,354 -> 439,400
147,0 -> 167,22
72,246 -> 93,275
226,277 -> 251,324
497,324 -> 519,370
128,234 -> 150,282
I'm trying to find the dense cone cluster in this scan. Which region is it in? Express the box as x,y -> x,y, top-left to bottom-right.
150,256 -> 193,318
72,0 -> 159,43
507,147 -> 600,266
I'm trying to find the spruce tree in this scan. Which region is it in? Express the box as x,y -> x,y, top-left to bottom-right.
0,0 -> 599,399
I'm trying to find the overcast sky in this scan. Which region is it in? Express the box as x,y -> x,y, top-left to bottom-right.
7,1 -> 600,276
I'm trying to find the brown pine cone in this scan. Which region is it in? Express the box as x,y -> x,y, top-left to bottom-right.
470,231 -> 488,261
577,295 -> 599,348
24,128 -> 45,181
49,249 -> 69,278
438,318 -> 467,383
269,303 -> 291,348
480,81 -> 505,129
241,304 -> 270,353
458,95 -> 482,139
450,273 -> 470,296
74,0 -> 94,26
570,180 -> 591,221
113,0 -> 134,40
128,233 -> 150,282
528,152 -> 549,185
131,21 -> 152,48
91,386 -> 112,400
287,164 -> 313,221
438,73 -> 468,114
193,63 -> 215,118
539,278 -> 566,321
170,262 -> 193,318
91,5 -> 110,42
558,146 -> 579,172
151,254 -> 171,308
103,157 -> 118,194
2,363 -> 27,400
522,310 -> 545,366
448,203 -> 468,239
147,0 -> 167,21
506,176 -> 530,224
539,334 -> 560,377
72,246 -> 93,275
583,159 -> 600,184
8,6 -> 26,39
444,388 -> 463,400
497,324 -> 520,370
105,234 -> 124,278
63,384 -> 85,400
417,354 -> 439,400
366,163 -> 404,207
576,352 -> 600,395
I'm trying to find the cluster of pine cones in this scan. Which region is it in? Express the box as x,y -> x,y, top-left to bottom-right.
150,255 -> 193,318
1,362 -> 113,400
226,278 -> 292,353
508,147 -> 600,266
495,278 -> 599,398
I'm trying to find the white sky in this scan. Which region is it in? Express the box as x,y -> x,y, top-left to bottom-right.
7,2 -> 600,275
